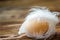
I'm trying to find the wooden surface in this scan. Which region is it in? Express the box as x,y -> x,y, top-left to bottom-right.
0,23 -> 60,40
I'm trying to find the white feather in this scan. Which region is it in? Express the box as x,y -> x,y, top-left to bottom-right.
18,6 -> 59,39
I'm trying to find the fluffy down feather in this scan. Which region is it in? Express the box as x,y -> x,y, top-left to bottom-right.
18,6 -> 59,39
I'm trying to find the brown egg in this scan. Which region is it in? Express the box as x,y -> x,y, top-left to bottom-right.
25,19 -> 49,36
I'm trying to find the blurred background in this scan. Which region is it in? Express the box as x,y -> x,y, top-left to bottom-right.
0,0 -> 60,24
0,0 -> 60,40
